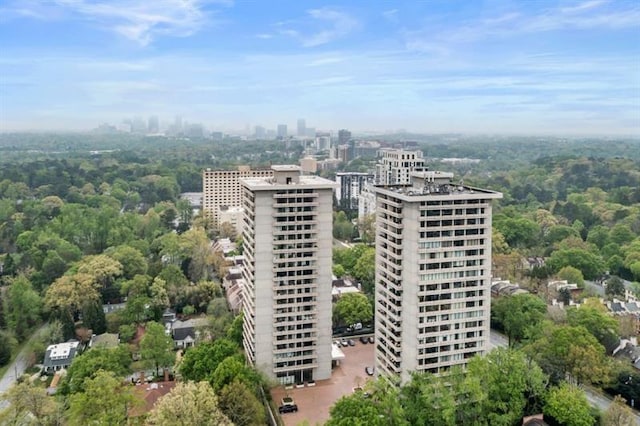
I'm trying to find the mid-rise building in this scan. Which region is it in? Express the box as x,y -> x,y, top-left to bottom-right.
297,119 -> 306,137
335,172 -> 374,211
202,166 -> 273,226
240,165 -> 336,385
374,170 -> 502,384
277,124 -> 288,138
376,148 -> 426,185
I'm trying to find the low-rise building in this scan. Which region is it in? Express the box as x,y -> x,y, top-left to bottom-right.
43,341 -> 80,373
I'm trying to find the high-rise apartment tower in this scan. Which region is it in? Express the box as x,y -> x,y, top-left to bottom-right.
374,170 -> 502,384
240,165 -> 337,384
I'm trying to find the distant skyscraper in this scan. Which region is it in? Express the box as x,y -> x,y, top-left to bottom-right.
148,116 -> 159,134
374,170 -> 502,384
277,124 -> 288,138
254,125 -> 266,139
297,119 -> 306,137
240,165 -> 337,385
338,129 -> 351,145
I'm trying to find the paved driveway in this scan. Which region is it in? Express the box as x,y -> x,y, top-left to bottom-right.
272,341 -> 375,425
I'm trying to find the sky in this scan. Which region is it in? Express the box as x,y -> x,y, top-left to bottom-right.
0,0 -> 639,135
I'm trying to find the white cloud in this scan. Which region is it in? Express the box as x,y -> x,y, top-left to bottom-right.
277,7 -> 359,47
405,1 -> 639,49
14,0 -> 232,46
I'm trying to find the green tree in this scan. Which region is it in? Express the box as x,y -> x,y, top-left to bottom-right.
526,323 -> 609,385
333,293 -> 373,327
543,383 -> 594,426
3,275 -> 42,341
400,372 -> 457,426
491,293 -> 547,347
557,265 -> 585,287
59,345 -> 131,395
179,338 -> 239,382
0,381 -> 61,426
467,348 -> 548,425
566,300 -> 620,354
353,247 -> 376,294
105,244 -> 148,279
333,264 -> 346,278
547,248 -> 605,280
210,356 -> 259,392
218,380 -> 266,426
226,313 -> 244,346
67,370 -> 140,426
81,300 -> 107,335
140,321 -> 175,377
0,331 -> 15,367
605,276 -> 626,298
146,381 -> 233,426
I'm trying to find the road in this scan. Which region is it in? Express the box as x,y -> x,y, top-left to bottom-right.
0,325 -> 47,409
489,329 -> 640,421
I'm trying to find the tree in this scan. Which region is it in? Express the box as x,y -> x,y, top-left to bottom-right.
210,356 -> 259,392
557,265 -> 585,287
333,293 -> 373,327
400,372 -> 457,426
0,381 -> 61,426
45,272 -> 100,321
3,275 -> 42,341
353,247 -> 376,294
327,394 -> 390,426
81,300 -> 107,334
218,380 -> 266,426
226,313 -> 244,346
467,348 -> 548,425
547,248 -> 606,280
606,276 -> 626,298
0,332 -> 14,367
525,323 -> 609,385
105,244 -> 148,279
180,338 -> 239,382
543,383 -> 595,426
68,370 -> 140,425
140,321 -> 175,377
567,300 -> 620,354
59,345 -> 131,395
602,395 -> 636,426
491,294 -> 546,347
333,264 -> 346,278
146,381 -> 233,426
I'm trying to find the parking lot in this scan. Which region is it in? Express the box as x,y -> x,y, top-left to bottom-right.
271,337 -> 376,425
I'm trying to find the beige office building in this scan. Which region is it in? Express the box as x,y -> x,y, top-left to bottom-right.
376,149 -> 426,185
374,170 -> 502,384
202,166 -> 273,226
240,165 -> 336,384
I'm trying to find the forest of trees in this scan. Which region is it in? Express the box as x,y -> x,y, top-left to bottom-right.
0,132 -> 638,424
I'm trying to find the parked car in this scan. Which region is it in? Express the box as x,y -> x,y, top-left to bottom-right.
368,336 -> 374,344
334,340 -> 342,347
359,336 -> 369,344
348,339 -> 355,346
365,366 -> 374,376
340,338 -> 348,346
279,397 -> 298,414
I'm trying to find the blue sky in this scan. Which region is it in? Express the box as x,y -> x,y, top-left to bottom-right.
0,0 -> 639,135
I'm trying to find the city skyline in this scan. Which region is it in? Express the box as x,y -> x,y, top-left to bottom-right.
1,0 -> 639,136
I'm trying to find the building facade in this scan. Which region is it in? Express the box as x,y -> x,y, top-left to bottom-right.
202,166 -> 273,226
376,148 -> 426,185
240,165 -> 336,385
374,170 -> 502,384
335,172 -> 375,211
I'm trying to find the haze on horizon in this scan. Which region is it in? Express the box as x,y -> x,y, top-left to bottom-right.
0,0 -> 638,136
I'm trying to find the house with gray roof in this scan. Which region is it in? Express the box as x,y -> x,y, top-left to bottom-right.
43,340 -> 80,373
